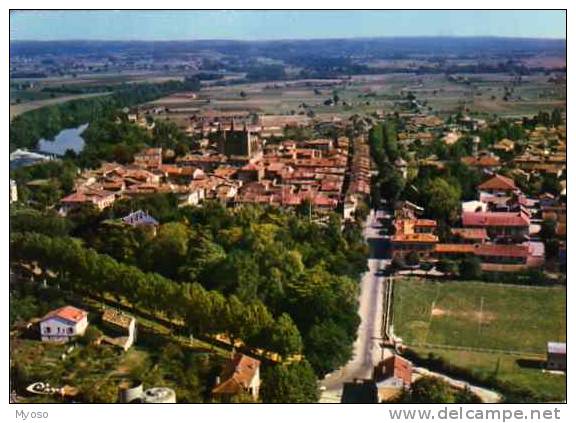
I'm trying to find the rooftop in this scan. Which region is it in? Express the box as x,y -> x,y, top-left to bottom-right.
42,306 -> 87,324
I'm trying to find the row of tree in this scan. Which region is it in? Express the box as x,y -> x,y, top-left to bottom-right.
10,231 -> 303,359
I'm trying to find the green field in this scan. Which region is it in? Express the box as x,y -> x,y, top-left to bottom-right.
392,279 -> 566,401
414,347 -> 566,402
392,279 -> 566,353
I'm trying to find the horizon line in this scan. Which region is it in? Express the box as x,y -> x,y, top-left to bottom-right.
10,34 -> 568,43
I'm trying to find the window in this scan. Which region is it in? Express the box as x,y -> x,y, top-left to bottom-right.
67,327 -> 74,334
44,326 -> 51,333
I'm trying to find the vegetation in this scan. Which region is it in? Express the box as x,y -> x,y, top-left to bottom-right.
261,360 -> 319,403
10,78 -> 200,152
393,279 -> 566,353
404,348 -> 566,403
11,202 -> 368,379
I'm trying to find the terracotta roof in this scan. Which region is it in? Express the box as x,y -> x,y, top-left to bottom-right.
462,211 -> 530,227
392,233 -> 438,243
461,156 -> 501,167
42,306 -> 87,324
475,244 -> 530,258
212,353 -> 260,395
451,228 -> 488,241
102,308 -> 134,329
435,244 -> 476,254
478,174 -> 517,191
414,219 -> 437,228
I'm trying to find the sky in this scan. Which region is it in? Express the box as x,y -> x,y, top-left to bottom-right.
10,10 -> 566,41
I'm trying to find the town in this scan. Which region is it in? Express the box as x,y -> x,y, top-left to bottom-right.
9,15 -> 566,405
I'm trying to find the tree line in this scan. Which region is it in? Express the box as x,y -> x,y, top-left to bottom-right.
10,77 -> 200,152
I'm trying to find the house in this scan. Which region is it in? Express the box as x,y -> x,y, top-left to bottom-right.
134,148 -> 162,169
40,306 -> 88,343
451,228 -> 488,244
237,163 -> 264,182
212,353 -> 261,401
493,138 -> 515,153
374,355 -> 413,402
121,210 -> 159,228
101,308 -> 137,351
59,188 -> 116,214
121,210 -> 159,235
461,154 -> 501,171
477,174 -> 519,196
546,342 -> 566,371
461,211 -> 530,242
10,179 -> 18,203
391,219 -> 439,259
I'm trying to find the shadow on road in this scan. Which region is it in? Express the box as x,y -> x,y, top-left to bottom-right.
367,237 -> 391,259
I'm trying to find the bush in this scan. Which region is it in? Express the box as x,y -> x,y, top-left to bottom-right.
80,326 -> 103,345
458,256 -> 482,279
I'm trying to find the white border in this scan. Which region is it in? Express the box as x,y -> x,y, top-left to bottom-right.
1,3 -> 571,422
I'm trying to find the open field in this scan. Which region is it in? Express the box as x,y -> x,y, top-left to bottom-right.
392,279 -> 566,353
10,92 -> 112,119
144,72 -> 565,128
413,347 -> 566,402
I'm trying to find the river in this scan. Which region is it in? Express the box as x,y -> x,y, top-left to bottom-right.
38,123 -> 88,156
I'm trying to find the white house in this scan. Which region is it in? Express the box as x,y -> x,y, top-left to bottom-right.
40,306 -> 89,343
10,179 -> 18,204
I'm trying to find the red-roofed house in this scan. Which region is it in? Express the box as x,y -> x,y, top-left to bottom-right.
392,219 -> 439,259
134,148 -> 162,169
477,174 -> 518,195
461,211 -> 530,242
40,306 -> 89,343
212,353 -> 261,401
60,188 -> 116,214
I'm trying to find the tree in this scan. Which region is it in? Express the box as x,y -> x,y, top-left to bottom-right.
459,256 -> 482,280
454,385 -> 482,403
403,376 -> 454,403
540,219 -> 557,241
261,360 -> 319,403
80,326 -> 103,345
304,320 -> 354,376
422,178 -> 462,223
551,108 -> 563,127
265,313 -> 303,358
405,251 -> 420,267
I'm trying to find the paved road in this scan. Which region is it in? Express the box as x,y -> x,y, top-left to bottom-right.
320,210 -> 392,401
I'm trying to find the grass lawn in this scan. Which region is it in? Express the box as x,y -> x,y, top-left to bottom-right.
413,347 -> 566,402
392,278 -> 566,353
392,278 -> 566,401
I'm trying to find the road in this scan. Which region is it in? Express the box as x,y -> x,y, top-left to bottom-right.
320,209 -> 391,402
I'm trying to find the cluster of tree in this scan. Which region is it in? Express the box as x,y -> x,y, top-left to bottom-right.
393,376 -> 481,403
10,231 -> 303,360
93,202 -> 365,375
245,64 -> 286,82
369,120 -> 406,206
10,160 -> 79,208
11,201 -> 368,378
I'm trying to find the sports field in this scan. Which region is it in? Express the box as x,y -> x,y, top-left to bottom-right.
392,279 -> 566,354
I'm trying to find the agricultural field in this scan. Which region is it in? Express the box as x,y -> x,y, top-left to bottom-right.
10,92 -> 112,119
145,71 -> 565,129
392,278 -> 566,353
